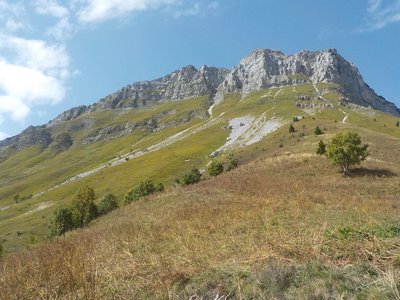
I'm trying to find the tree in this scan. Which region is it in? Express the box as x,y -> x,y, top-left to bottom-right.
179,168 -> 202,186
98,193 -> 118,216
314,126 -> 323,135
49,207 -> 74,237
207,160 -> 224,177
316,140 -> 326,155
226,154 -> 239,171
325,132 -> 369,174
289,124 -> 295,133
72,186 -> 97,227
125,180 -> 156,204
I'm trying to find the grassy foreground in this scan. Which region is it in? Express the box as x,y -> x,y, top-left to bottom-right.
1,151 -> 400,299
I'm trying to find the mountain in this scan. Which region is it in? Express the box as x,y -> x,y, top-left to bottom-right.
0,48 -> 398,154
1,48 -> 400,299
216,48 -> 399,116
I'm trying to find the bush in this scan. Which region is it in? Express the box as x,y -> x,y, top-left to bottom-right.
325,132 -> 369,174
314,126 -> 323,135
316,140 -> 326,155
179,168 -> 202,186
72,186 -> 97,227
98,193 -> 118,216
207,160 -> 224,177
125,180 -> 158,204
289,124 -> 295,133
226,154 -> 239,171
49,207 -> 74,237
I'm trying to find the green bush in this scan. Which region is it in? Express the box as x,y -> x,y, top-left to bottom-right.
314,126 -> 323,135
226,155 -> 239,171
49,207 -> 74,237
72,186 -> 97,227
179,168 -> 202,186
98,193 -> 118,216
207,160 -> 224,177
325,132 -> 369,174
289,124 -> 295,133
125,180 -> 158,204
316,140 -> 326,155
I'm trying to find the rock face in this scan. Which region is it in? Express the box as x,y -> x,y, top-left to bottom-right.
1,48 -> 399,152
48,65 -> 229,126
216,48 -> 400,116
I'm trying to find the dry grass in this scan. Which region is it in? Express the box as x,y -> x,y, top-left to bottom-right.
1,153 -> 400,299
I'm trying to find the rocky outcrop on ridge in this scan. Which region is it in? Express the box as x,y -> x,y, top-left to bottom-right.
216,48 -> 400,116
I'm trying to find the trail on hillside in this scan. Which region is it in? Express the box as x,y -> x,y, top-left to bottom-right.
34,111 -> 226,198
339,109 -> 349,123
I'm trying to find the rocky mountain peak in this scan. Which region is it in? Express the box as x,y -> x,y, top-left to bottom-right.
216,48 -> 400,116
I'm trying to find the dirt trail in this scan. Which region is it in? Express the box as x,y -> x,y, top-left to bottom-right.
339,109 -> 349,123
34,111 -> 226,198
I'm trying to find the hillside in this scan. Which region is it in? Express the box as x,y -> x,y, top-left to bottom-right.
1,129 -> 400,298
0,48 -> 400,298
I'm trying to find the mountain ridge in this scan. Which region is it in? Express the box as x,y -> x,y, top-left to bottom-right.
0,48 -> 399,151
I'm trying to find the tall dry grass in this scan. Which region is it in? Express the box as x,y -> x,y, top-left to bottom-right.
1,153 -> 400,299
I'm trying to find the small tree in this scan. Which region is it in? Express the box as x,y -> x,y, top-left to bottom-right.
325,132 -> 369,174
289,124 -> 295,133
49,207 -> 74,237
180,168 -> 202,186
98,193 -> 118,216
316,140 -> 326,155
314,126 -> 323,135
293,116 -> 299,122
396,121 -> 400,127
226,154 -> 239,171
72,186 -> 97,227
125,180 -> 157,204
207,160 -> 224,177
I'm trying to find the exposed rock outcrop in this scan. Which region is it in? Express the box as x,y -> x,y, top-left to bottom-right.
216,48 -> 400,116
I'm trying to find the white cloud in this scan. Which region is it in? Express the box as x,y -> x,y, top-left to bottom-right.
0,1 -> 28,32
362,0 -> 400,30
34,0 -> 69,18
0,34 -> 69,124
77,0 -> 178,23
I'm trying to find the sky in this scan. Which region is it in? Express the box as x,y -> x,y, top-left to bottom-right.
0,0 -> 399,140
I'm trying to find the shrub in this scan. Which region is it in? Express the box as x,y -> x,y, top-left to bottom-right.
180,168 -> 202,186
314,126 -> 323,135
316,140 -> 326,155
98,193 -> 118,216
49,207 -> 74,237
72,186 -> 97,227
125,180 -> 159,204
325,132 -> 369,174
226,154 -> 239,171
293,116 -> 299,122
207,160 -> 224,177
289,124 -> 295,133
396,121 -> 399,127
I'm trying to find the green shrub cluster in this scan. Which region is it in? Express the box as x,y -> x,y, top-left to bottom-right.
124,180 -> 164,204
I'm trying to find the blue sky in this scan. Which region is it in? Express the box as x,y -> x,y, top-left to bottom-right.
0,0 -> 399,139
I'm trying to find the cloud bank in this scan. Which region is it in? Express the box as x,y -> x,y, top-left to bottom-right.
362,0 -> 400,30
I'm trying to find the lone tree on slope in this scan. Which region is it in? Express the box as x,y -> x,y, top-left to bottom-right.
324,132 -> 369,174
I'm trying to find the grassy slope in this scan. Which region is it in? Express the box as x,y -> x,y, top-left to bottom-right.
0,82 -> 399,263
1,137 -> 400,298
